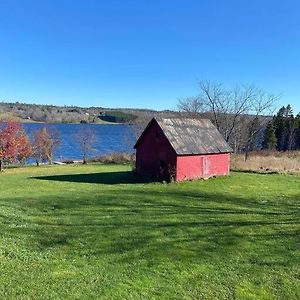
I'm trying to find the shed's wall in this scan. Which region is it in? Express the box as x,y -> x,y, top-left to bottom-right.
176,153 -> 230,181
136,121 -> 177,180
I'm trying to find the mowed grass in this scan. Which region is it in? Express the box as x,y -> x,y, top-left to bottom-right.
0,164 -> 299,299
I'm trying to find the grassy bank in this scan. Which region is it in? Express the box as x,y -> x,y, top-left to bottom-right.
0,164 -> 299,299
231,151 -> 300,174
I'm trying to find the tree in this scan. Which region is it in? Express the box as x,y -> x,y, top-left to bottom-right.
274,106 -> 288,151
294,114 -> 300,150
178,96 -> 205,117
0,121 -> 32,171
74,125 -> 96,164
31,126 -> 60,166
243,88 -> 278,159
285,105 -> 297,151
178,81 -> 278,153
263,121 -> 277,150
273,105 -> 297,151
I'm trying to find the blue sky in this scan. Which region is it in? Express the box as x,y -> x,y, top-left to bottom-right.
0,0 -> 300,112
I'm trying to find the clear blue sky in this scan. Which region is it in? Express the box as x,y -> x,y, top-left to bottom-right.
0,0 -> 300,112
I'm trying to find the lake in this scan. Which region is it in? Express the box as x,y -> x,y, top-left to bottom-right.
24,123 -> 136,162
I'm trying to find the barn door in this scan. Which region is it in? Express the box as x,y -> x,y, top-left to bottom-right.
202,157 -> 210,178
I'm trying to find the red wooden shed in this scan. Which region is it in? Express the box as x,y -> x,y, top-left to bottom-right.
134,117 -> 232,181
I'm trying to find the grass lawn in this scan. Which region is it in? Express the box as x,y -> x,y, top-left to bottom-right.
0,164 -> 299,299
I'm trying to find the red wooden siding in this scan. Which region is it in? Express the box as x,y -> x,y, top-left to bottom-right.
136,121 -> 177,180
135,118 -> 231,181
176,153 -> 230,181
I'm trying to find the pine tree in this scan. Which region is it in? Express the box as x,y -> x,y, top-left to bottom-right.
263,121 -> 277,150
273,106 -> 286,151
273,105 -> 296,151
285,105 -> 297,150
294,114 -> 300,150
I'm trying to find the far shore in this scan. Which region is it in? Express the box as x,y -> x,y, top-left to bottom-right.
1,118 -> 124,125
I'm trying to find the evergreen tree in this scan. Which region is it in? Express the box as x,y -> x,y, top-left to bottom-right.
285,105 -> 296,150
294,114 -> 300,149
272,104 -> 300,151
273,106 -> 287,151
263,121 -> 277,150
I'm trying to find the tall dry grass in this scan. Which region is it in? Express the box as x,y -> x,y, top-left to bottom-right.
90,152 -> 135,164
231,151 -> 300,174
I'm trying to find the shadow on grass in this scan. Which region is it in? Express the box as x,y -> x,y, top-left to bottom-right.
16,171 -> 300,268
4,175 -> 300,282
33,171 -> 153,185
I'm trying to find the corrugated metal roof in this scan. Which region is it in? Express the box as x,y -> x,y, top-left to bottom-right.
154,118 -> 233,155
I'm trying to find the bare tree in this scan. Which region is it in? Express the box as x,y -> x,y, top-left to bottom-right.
178,96 -> 205,117
122,117 -> 150,169
243,88 -> 278,159
197,81 -> 259,142
74,125 -> 96,164
178,81 -> 278,154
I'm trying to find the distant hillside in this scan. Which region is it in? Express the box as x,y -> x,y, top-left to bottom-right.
0,101 -> 272,153
0,101 -> 182,124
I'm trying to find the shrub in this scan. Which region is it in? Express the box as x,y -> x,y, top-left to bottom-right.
90,152 -> 135,164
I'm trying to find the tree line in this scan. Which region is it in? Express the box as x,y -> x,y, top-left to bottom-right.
0,102 -> 138,124
0,121 -> 96,171
263,105 -> 300,151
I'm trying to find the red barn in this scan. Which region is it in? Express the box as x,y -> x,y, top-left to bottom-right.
134,118 -> 232,181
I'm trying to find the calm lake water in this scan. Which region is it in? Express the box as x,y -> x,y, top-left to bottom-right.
24,123 -> 136,161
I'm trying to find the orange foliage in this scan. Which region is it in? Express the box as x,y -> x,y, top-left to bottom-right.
0,121 -> 32,170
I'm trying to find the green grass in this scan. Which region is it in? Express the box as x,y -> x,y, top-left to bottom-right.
0,164 -> 299,299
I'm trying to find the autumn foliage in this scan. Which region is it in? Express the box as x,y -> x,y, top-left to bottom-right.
0,121 -> 32,171
31,126 -> 60,165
